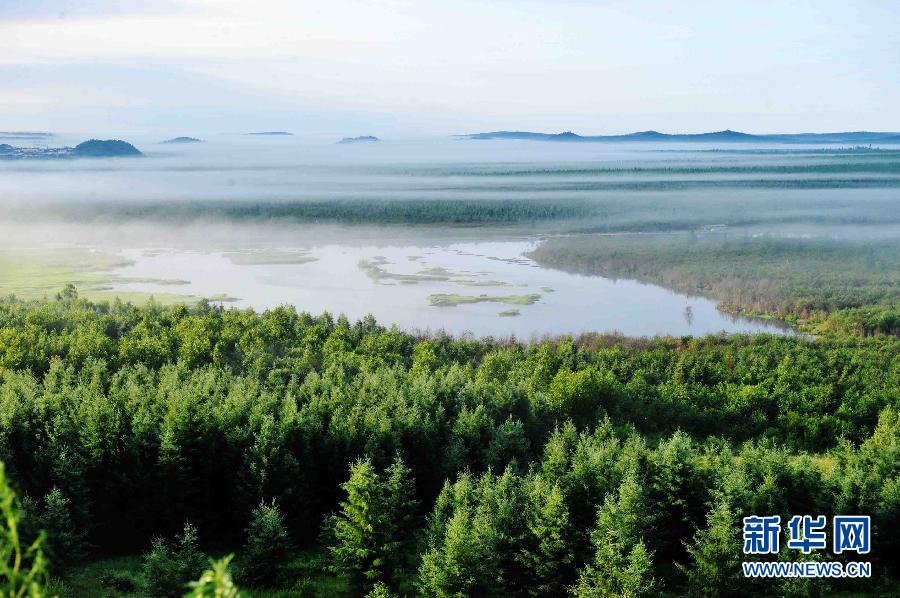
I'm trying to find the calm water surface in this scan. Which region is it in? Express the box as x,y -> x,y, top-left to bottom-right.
107,239 -> 791,338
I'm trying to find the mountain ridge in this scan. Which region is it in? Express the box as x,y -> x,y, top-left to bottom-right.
462,129 -> 900,144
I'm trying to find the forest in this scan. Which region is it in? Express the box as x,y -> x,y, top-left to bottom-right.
1,287 -> 898,596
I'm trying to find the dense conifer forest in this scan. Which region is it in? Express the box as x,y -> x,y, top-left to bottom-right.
0,288 -> 897,596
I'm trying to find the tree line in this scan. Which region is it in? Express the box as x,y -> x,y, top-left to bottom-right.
0,291 -> 897,595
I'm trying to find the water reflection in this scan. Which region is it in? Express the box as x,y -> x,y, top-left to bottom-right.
107,239 -> 793,338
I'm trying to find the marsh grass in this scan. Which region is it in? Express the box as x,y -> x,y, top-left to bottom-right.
428,293 -> 541,307
0,248 -> 188,304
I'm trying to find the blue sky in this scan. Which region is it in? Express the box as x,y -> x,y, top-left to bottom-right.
2,0 -> 899,136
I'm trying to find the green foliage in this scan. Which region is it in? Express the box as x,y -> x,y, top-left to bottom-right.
97,568 -> 138,593
34,487 -> 88,572
572,474 -> 657,598
381,456 -> 419,583
36,197 -> 595,227
240,501 -> 289,587
418,491 -> 500,597
518,478 -> 573,596
0,462 -> 48,598
365,581 -> 398,598
142,522 -> 207,598
331,456 -> 419,592
330,458 -> 384,589
548,368 -> 609,426
185,555 -> 241,598
419,468 -> 572,597
678,498 -> 743,597
529,234 -> 900,328
0,296 -> 896,594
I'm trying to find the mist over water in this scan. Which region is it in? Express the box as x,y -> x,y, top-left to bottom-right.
3,133 -> 898,337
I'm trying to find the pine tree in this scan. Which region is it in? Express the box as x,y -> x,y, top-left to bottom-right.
365,581 -> 399,598
648,431 -> 704,561
37,487 -> 88,572
678,498 -> 743,598
143,522 -> 207,598
486,417 -> 530,471
572,474 -> 657,598
518,477 -> 573,596
241,501 -> 289,587
486,467 -> 528,594
381,455 -> 419,585
418,504 -> 499,597
48,449 -> 92,540
331,458 -> 385,590
331,456 -> 421,592
617,542 -> 656,597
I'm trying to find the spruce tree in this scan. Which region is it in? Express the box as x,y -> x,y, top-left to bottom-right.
678,498 -> 743,598
37,487 -> 88,572
331,458 -> 385,590
518,477 -> 573,596
572,474 -> 657,598
142,522 -> 207,598
332,456 -> 420,592
241,501 -> 289,587
382,455 -> 419,585
418,505 -> 499,597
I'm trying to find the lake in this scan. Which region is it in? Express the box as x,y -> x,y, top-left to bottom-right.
104,238 -> 791,337
3,133 -> 895,337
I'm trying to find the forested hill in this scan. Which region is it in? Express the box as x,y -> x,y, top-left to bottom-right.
0,291 -> 898,596
464,129 -> 900,144
0,139 -> 141,160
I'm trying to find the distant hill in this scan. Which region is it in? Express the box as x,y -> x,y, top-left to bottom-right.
0,139 -> 141,160
162,136 -> 203,144
247,131 -> 293,136
72,139 -> 142,157
462,129 -> 900,144
339,136 -> 380,144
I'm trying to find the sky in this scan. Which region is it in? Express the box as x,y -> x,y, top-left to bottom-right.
2,0 -> 899,137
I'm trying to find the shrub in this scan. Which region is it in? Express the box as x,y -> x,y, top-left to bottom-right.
0,461 -> 49,596
142,522 -> 207,597
98,568 -> 139,592
185,554 -> 241,598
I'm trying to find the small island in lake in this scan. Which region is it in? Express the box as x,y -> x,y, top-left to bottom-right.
162,136 -> 203,144
246,131 -> 293,136
339,135 -> 380,144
